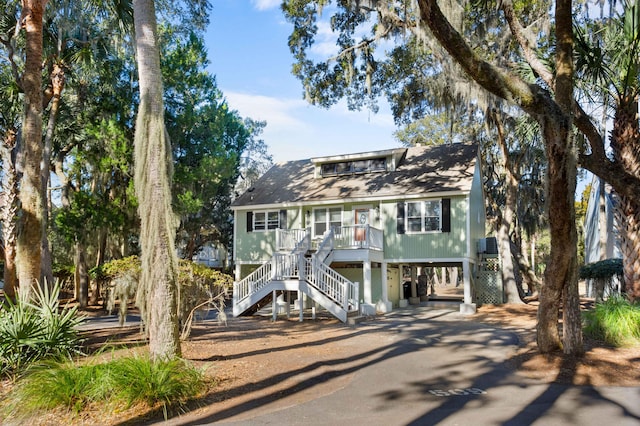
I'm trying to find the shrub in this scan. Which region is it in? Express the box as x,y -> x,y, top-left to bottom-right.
2,356 -> 205,421
579,258 -> 623,280
0,281 -> 84,378
583,295 -> 640,347
108,355 -> 205,418
101,256 -> 232,337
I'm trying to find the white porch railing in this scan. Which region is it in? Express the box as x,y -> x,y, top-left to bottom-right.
276,228 -> 310,252
234,253 -> 299,305
315,229 -> 334,264
305,257 -> 359,313
332,225 -> 383,250
234,226 -> 362,320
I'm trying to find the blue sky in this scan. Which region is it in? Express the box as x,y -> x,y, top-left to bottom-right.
204,0 -> 399,163
203,1 -> 591,199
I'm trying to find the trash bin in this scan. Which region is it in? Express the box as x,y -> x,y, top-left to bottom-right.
402,281 -> 411,299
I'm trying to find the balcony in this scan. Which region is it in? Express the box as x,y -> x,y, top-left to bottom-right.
276,225 -> 383,253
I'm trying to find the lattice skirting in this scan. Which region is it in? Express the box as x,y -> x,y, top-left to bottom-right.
475,269 -> 503,305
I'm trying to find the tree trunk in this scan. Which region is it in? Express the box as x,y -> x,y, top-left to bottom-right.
494,110 -> 523,304
74,241 -> 88,308
417,0 -> 582,354
538,0 -> 582,356
133,0 -> 181,360
40,62 -> 65,288
16,0 -> 47,296
610,95 -> 640,301
90,229 -> 108,305
1,131 -> 19,300
511,239 -> 541,297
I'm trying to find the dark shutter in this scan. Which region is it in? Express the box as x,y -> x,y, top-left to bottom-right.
279,209 -> 287,229
246,211 -> 253,232
441,198 -> 451,232
396,202 -> 405,234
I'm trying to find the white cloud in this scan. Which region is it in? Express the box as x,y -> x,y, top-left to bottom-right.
224,91 -> 307,128
223,91 -> 398,163
310,20 -> 340,58
251,0 -> 281,11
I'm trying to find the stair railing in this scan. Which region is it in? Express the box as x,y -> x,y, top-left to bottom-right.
315,228 -> 334,264
304,257 -> 359,313
276,228 -> 310,252
233,260 -> 273,306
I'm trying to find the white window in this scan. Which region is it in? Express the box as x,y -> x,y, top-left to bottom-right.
406,200 -> 441,233
313,207 -> 342,236
253,210 -> 280,231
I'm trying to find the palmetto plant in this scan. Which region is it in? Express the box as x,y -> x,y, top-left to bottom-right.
0,281 -> 84,378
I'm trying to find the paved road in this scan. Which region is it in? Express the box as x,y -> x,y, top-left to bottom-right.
167,307 -> 640,426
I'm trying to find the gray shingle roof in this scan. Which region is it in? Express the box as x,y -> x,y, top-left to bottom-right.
232,143 -> 478,208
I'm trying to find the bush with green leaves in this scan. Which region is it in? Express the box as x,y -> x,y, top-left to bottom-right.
0,282 -> 84,378
2,355 -> 205,421
583,295 -> 640,347
579,258 -> 623,280
100,256 -> 232,336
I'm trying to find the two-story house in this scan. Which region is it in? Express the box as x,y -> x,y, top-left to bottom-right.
231,142 -> 486,322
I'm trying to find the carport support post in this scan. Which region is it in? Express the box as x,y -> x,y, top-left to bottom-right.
286,291 -> 291,318
364,261 -> 372,304
409,266 -> 420,305
272,290 -> 277,321
379,262 -> 392,312
298,290 -> 304,322
460,259 -> 476,314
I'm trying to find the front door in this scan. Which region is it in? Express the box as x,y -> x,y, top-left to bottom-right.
354,208 -> 370,243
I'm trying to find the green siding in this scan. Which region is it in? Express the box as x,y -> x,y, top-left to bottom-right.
235,208 -> 302,262
381,196 -> 468,260
333,265 -> 383,303
469,163 -> 487,254
234,162 -> 486,265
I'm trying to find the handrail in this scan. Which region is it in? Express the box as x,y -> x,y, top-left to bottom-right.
304,257 -> 359,313
235,228 -> 359,320
292,228 -> 311,254
276,228 -> 310,252
233,253 -> 299,304
332,225 -> 383,250
233,260 -> 273,305
315,228 -> 334,264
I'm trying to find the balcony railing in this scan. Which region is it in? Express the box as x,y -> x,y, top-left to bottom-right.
276,228 -> 311,252
332,225 -> 383,250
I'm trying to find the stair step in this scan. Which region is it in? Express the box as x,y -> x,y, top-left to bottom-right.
347,315 -> 368,326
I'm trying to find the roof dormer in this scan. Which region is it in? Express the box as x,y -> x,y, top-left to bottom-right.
310,148 -> 407,178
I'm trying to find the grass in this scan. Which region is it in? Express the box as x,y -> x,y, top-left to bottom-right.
583,295 -> 640,347
1,355 -> 207,422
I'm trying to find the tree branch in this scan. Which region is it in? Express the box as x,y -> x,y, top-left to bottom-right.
416,0 -> 549,117
500,0 -> 555,88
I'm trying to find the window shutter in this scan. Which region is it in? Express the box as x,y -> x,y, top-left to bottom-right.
279,209 -> 287,229
441,198 -> 451,232
246,211 -> 253,232
396,202 -> 405,234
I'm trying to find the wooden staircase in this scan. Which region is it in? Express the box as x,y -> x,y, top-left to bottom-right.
233,229 -> 359,322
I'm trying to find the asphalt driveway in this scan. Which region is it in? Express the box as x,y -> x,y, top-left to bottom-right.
162,307 -> 640,426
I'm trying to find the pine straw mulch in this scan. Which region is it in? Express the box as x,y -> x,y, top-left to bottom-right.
472,301 -> 640,386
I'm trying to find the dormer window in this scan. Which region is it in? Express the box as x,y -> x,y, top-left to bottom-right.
319,157 -> 387,177
311,147 -> 406,178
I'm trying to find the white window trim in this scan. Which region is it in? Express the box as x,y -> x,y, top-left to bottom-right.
312,206 -> 343,237
253,210 -> 280,232
405,199 -> 442,234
